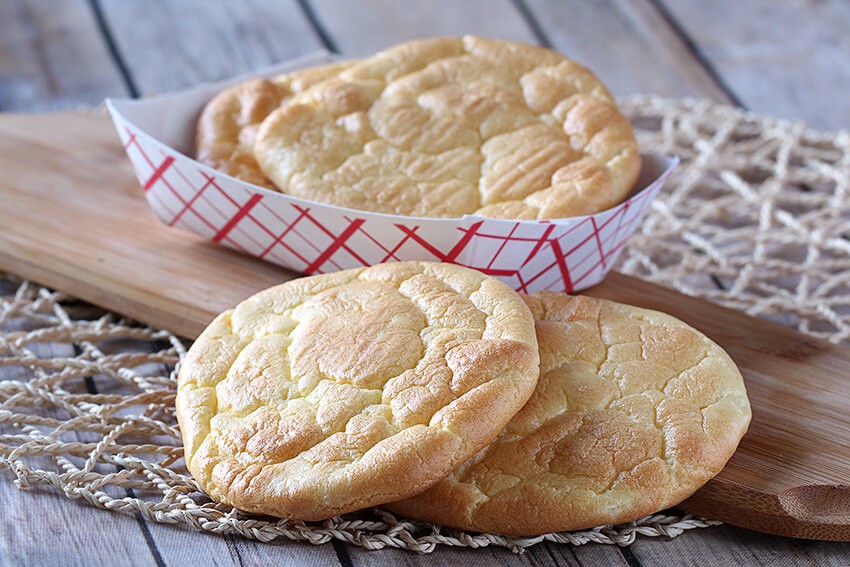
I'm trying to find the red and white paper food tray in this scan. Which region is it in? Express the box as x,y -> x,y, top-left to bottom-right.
106,52 -> 677,293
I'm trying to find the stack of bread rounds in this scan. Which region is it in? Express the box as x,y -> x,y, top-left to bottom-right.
196,36 -> 641,220
177,262 -> 750,533
180,37 -> 751,535
196,61 -> 354,189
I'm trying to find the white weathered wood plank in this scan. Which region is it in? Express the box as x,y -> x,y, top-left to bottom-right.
562,544 -> 631,566
308,0 -> 537,56
0,489 -> 159,567
661,0 -> 850,128
0,0 -> 128,111
630,523 -> 850,565
522,0 -> 732,101
98,0 -> 323,94
348,546 -> 530,566
349,545 -> 539,566
0,335 -> 158,566
347,538 -> 631,565
140,523 -> 341,566
232,538 -> 342,566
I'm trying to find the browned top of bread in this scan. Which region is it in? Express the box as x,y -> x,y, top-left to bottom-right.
176,261 -> 540,520
255,36 -> 640,219
386,292 -> 751,535
195,62 -> 354,189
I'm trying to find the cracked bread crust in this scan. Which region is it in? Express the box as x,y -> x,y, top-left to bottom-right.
385,292 -> 751,535
254,36 -> 641,220
195,61 -> 354,189
176,262 -> 540,520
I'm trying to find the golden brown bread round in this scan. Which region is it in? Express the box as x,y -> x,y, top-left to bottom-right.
176,261 -> 540,520
385,292 -> 751,535
195,62 -> 354,189
254,36 -> 641,219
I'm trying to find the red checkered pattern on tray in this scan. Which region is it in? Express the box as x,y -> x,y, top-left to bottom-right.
116,120 -> 664,293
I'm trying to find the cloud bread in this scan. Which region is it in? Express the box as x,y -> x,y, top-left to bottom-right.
386,292 -> 751,535
196,61 -> 354,189
254,36 -> 641,219
176,261 -> 540,520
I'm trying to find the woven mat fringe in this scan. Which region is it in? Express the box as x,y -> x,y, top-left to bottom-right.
619,96 -> 849,343
2,97 -> 848,553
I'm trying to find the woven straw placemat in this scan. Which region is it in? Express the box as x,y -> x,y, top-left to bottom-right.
1,97 -> 848,554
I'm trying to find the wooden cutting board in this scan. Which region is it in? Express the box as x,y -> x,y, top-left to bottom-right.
1,111 -> 848,541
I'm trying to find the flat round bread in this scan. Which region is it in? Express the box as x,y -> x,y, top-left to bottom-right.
386,292 -> 751,535
195,61 -> 354,189
255,36 -> 640,219
176,262 -> 540,520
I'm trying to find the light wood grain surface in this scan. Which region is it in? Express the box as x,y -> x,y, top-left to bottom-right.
4,109 -> 850,542
1,1 -> 849,565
